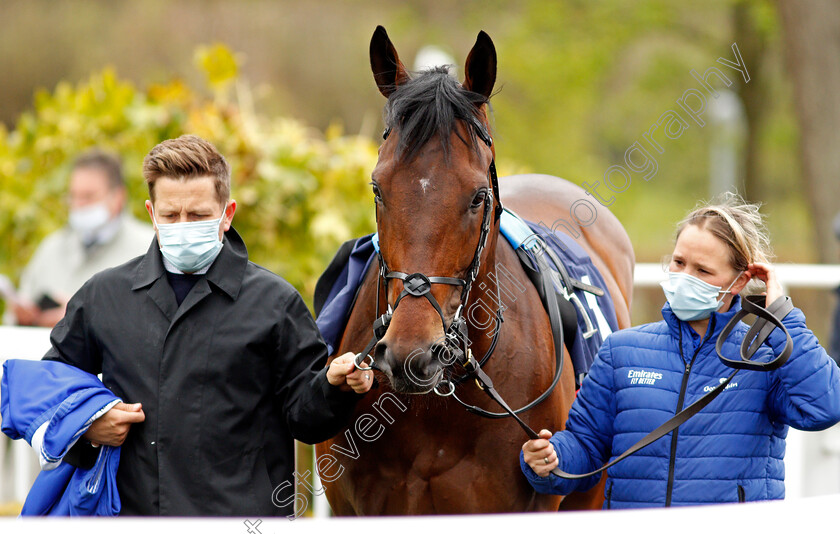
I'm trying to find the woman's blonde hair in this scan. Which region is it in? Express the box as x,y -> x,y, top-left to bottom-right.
675,191 -> 773,272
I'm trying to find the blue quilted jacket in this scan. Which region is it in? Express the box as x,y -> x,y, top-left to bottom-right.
520,296 -> 840,508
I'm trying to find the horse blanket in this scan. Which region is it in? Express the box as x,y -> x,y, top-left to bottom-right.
313,209 -> 619,384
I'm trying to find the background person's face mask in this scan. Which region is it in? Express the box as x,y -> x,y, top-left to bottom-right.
153,208 -> 226,273
69,202 -> 110,244
661,271 -> 741,321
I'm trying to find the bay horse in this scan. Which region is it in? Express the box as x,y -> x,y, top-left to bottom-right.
315,26 -> 633,514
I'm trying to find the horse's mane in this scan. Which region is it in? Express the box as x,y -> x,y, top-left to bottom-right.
383,66 -> 490,163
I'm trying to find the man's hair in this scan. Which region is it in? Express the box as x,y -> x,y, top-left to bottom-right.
72,149 -> 125,190
142,135 -> 230,204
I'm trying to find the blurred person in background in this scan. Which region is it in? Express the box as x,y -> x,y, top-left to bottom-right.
11,150 -> 151,327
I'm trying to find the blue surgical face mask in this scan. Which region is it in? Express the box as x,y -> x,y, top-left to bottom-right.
661,271 -> 741,322
153,207 -> 226,273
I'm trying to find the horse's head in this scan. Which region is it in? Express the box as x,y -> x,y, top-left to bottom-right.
368,26 -> 502,394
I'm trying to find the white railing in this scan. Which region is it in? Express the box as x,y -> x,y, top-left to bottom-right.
634,262 -> 840,291
2,263 -> 840,512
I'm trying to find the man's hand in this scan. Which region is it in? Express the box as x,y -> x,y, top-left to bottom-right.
522,429 -> 559,477
327,352 -> 374,394
84,402 -> 145,447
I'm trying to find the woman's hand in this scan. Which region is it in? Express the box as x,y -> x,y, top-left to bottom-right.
522,429 -> 559,477
746,262 -> 784,305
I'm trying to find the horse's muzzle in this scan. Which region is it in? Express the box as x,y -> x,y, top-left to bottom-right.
374,339 -> 450,394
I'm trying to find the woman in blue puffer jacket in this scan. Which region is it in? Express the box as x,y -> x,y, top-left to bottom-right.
521,192 -> 840,508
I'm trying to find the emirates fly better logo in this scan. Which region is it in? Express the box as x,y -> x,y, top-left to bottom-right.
628,369 -> 663,386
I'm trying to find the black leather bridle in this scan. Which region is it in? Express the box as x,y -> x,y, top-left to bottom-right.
354,115 -> 579,439
352,119 -> 797,480
351,115 -> 797,482
353,117 -> 506,392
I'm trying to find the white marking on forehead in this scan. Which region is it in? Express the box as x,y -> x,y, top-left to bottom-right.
419,178 -> 430,194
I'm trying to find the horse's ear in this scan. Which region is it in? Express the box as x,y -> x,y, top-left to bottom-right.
370,25 -> 410,98
462,30 -> 496,100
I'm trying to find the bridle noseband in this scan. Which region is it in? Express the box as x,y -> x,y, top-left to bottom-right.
354,117 -> 504,394
355,116 -> 567,437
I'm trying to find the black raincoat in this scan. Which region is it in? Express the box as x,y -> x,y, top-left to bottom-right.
43,228 -> 359,516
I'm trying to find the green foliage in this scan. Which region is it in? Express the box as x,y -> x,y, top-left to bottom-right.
0,45 -> 379,306
0,0 -> 813,266
194,44 -> 240,93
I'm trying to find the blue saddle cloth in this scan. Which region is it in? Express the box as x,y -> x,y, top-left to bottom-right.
314,210 -> 619,382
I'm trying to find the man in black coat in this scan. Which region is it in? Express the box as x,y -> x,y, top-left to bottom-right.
43,135 -> 373,516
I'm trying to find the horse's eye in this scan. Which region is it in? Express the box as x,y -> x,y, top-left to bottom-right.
372,183 -> 383,202
470,191 -> 487,209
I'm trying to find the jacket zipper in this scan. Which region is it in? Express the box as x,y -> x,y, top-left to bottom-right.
665,319 -> 714,507
737,485 -> 746,503
606,479 -> 613,509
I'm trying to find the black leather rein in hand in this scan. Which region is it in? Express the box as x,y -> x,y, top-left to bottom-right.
351,115 -> 794,478
474,294 -> 794,479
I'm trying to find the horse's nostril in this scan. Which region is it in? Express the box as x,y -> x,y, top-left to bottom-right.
373,340 -> 394,373
374,339 -> 388,360
430,342 -> 457,367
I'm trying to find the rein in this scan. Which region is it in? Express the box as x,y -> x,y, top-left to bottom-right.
534,294 -> 794,479
353,121 -> 583,437
352,117 -> 793,480
351,118 -> 588,432
354,118 -> 504,386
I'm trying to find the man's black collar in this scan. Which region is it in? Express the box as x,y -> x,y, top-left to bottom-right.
132,226 -> 248,300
